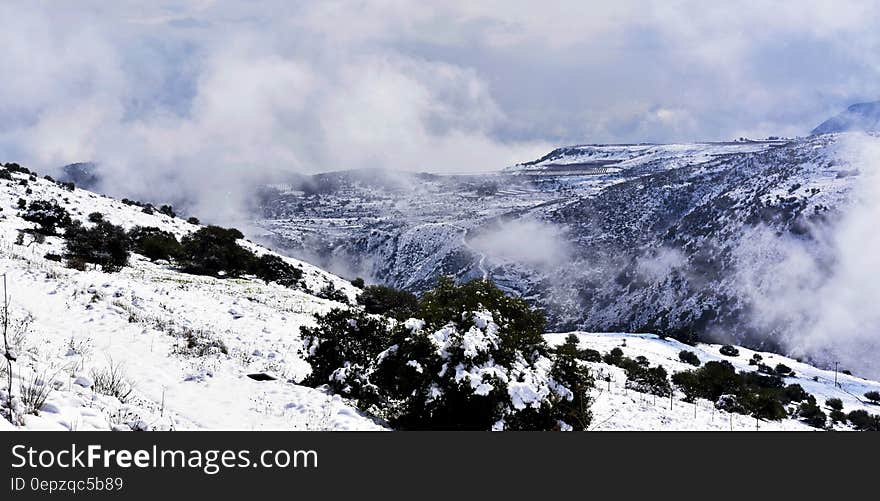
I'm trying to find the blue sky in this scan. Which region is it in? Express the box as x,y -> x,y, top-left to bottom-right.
1,0 -> 879,213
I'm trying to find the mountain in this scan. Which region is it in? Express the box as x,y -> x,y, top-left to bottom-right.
811,101 -> 880,135
2,146 -> 878,431
251,134 -> 875,378
58,162 -> 101,191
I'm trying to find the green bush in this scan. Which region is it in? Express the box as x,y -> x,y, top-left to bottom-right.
64,221 -> 130,272
128,226 -> 182,262
87,212 -> 104,223
864,391 -> 880,404
178,226 -> 254,277
797,398 -> 827,428
350,277 -> 365,289
846,410 -> 880,431
357,285 -> 418,320
678,350 -> 700,366
829,409 -> 846,423
250,254 -> 303,287
186,216 -> 200,225
555,335 -> 601,363
825,397 -> 843,411
603,347 -> 624,366
782,383 -> 809,403
775,363 -> 794,376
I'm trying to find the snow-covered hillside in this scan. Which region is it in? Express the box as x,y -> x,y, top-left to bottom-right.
545,332 -> 880,431
0,166 -> 383,431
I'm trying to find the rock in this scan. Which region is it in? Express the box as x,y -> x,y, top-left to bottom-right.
73,376 -> 93,388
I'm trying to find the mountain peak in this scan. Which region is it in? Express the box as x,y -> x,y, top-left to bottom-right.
811,100 -> 880,135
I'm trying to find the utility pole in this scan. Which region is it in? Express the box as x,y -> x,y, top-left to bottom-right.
834,361 -> 839,387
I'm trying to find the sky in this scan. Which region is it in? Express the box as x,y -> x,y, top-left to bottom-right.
2,0 -> 880,213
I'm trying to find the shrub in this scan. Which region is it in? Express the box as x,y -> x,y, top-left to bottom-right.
775,363 -> 794,376
16,198 -> 26,210
357,285 -> 418,320
782,383 -> 809,403
250,254 -> 303,287
302,278 -> 591,430
555,335 -> 600,363
826,397 -> 843,411
679,350 -> 700,366
64,221 -> 130,272
864,391 -> 880,404
741,389 -> 788,421
846,410 -> 880,431
171,328 -> 228,358
797,398 -> 827,428
87,212 -> 104,223
186,216 -> 200,225
603,347 -> 624,366
44,253 -> 62,262
178,226 -> 253,277
22,199 -> 71,235
316,282 -> 349,303
127,226 -> 181,262
18,369 -> 55,415
829,409 -> 846,424
749,353 -> 763,366
719,344 -> 740,357
158,204 -> 175,218
91,359 -> 134,403
0,169 -> 11,180
301,308 -> 394,392
350,277 -> 365,289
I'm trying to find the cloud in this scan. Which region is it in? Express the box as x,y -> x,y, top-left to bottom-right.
3,1 -> 880,220
732,134 -> 880,378
470,218 -> 571,270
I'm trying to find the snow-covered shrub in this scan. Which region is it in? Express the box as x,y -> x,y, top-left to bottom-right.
302,277 -> 593,430
18,369 -> 55,415
315,282 -> 349,303
300,308 -> 392,396
22,199 -> 72,235
172,328 -> 228,358
64,221 -> 130,272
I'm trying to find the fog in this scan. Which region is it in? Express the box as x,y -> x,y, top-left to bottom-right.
733,134 -> 880,378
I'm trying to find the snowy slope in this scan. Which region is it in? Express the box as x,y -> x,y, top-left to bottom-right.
545,332 -> 880,431
0,168 -> 383,431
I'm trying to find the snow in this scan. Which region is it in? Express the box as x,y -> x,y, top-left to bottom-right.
545,332 -> 880,431
0,169 -> 382,431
